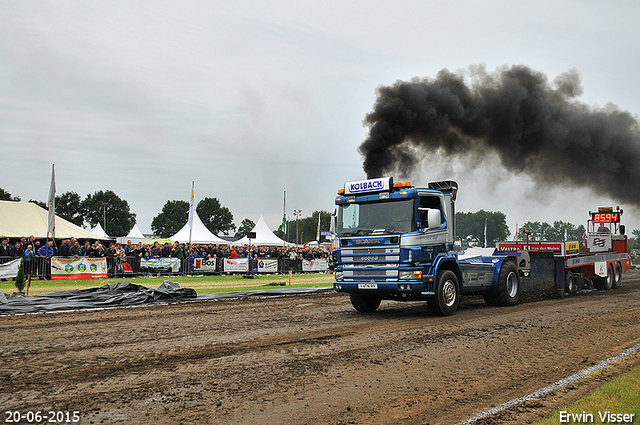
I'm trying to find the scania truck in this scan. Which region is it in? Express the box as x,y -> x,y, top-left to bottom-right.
332,177 -> 520,315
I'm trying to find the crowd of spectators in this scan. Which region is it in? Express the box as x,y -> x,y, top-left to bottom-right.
1,236 -> 331,278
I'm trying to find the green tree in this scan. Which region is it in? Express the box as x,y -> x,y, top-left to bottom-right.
14,260 -> 26,293
235,219 -> 255,239
455,210 -> 510,247
151,200 -> 189,238
28,199 -> 47,209
630,229 -> 640,251
283,211 -> 331,244
81,190 -> 136,237
0,188 -> 20,201
196,197 -> 235,236
55,191 -> 84,226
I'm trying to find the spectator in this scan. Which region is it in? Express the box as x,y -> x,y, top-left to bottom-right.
69,240 -> 81,257
24,244 -> 34,275
59,239 -> 70,257
161,242 -> 171,258
12,242 -> 24,258
0,238 -> 11,257
150,242 -> 162,258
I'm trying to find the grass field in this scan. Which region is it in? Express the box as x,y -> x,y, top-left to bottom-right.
0,273 -> 334,295
534,365 -> 640,424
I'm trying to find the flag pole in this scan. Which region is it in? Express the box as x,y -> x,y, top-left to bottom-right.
188,181 -> 195,249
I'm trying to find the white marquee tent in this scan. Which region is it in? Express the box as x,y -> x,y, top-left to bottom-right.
117,223 -> 148,244
91,223 -> 109,238
169,210 -> 229,244
232,215 -> 288,246
0,200 -> 109,240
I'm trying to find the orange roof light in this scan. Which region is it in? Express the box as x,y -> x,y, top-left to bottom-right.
337,188 -> 345,195
393,181 -> 412,189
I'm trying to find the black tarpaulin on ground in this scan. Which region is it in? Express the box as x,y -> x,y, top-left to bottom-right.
195,286 -> 334,300
0,281 -> 197,315
0,282 -> 335,315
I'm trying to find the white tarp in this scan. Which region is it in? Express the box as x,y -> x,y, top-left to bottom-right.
0,201 -> 109,240
232,215 -> 288,246
169,210 -> 228,244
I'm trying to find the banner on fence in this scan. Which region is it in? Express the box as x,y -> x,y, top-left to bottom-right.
224,258 -> 248,272
51,257 -> 108,280
0,258 -> 22,280
141,258 -> 181,272
257,259 -> 278,273
194,257 -> 217,273
302,258 -> 328,272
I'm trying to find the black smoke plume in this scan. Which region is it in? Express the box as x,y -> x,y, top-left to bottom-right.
359,65 -> 640,207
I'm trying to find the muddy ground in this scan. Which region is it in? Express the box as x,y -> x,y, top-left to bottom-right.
1,271 -> 640,425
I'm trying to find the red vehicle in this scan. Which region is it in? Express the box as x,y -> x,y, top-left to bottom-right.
497,207 -> 631,296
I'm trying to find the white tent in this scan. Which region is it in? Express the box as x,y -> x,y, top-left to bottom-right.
232,215 -> 288,246
117,224 -> 148,244
0,200 -> 109,240
91,222 -> 109,238
169,210 -> 229,244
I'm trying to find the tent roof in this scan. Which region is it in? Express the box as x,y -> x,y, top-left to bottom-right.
232,215 -> 288,246
126,224 -> 145,239
0,200 -> 109,240
169,210 -> 228,244
91,223 -> 109,238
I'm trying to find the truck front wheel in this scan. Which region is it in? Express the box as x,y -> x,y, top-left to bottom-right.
428,270 -> 460,316
349,293 -> 382,312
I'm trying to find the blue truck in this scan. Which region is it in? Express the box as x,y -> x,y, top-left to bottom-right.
332,177 -> 520,315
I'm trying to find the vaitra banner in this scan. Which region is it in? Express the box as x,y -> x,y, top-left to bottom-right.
51,257 -> 108,280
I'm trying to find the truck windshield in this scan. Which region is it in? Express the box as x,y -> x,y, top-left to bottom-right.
336,199 -> 416,236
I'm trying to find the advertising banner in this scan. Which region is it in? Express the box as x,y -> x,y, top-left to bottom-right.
0,258 -> 22,280
256,259 -> 278,273
194,257 -> 217,273
224,258 -> 248,272
302,258 -> 328,272
587,234 -> 612,253
141,258 -> 181,272
51,257 -> 108,280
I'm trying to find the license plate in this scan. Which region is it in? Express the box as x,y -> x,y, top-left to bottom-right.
358,283 -> 378,289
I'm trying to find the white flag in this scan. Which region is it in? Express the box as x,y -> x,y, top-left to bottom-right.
47,164 -> 56,238
188,181 -> 195,229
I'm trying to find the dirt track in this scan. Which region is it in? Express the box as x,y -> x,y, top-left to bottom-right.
2,271 -> 640,425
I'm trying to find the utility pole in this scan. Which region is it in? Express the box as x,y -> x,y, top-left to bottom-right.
294,209 -> 302,245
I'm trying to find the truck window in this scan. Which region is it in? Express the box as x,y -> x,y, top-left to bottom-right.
419,195 -> 442,229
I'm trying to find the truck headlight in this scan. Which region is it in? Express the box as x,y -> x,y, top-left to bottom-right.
399,271 -> 413,280
399,270 -> 422,280
335,271 -> 343,281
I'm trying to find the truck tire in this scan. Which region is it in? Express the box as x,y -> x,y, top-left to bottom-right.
427,270 -> 459,316
611,262 -> 622,289
564,271 -> 575,295
484,261 -> 519,306
595,264 -> 614,290
349,293 -> 382,312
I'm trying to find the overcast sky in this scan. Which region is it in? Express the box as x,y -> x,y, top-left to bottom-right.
2,0 -> 640,236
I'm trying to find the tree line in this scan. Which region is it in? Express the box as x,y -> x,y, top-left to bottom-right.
3,187 -> 639,248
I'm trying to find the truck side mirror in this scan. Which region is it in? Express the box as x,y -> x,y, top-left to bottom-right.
427,209 -> 441,230
420,208 -> 442,231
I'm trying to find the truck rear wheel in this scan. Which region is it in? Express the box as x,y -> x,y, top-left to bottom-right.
427,270 -> 459,316
565,271 -> 576,295
612,262 -> 622,289
349,293 -> 382,312
484,261 -> 519,306
595,264 -> 614,290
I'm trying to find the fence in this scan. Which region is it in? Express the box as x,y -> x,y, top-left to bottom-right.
0,255 -> 330,280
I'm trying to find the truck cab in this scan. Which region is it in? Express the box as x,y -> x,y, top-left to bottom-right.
333,177 -> 519,315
